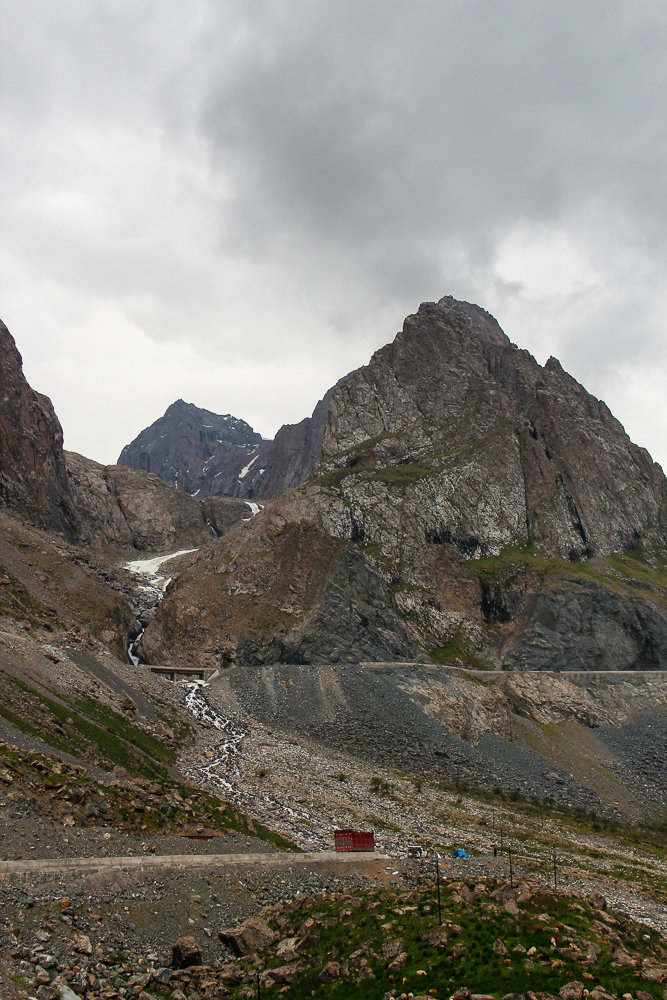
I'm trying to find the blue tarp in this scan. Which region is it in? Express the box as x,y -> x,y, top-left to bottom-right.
453,848 -> 469,858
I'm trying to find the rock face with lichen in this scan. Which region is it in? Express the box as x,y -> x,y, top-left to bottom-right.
315,296 -> 665,561
138,297 -> 667,670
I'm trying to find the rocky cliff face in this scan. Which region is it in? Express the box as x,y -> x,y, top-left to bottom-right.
139,297 -> 667,670
0,320 -> 78,538
66,452 -> 249,551
317,296 -> 665,560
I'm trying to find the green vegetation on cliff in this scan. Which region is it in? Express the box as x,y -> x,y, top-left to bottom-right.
469,544 -> 667,606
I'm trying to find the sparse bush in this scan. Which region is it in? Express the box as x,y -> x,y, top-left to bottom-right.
369,775 -> 392,796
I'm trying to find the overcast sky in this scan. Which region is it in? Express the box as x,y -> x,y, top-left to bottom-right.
1,1 -> 665,470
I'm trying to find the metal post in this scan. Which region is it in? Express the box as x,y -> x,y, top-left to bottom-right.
436,853 -> 442,926
500,825 -> 503,854
508,844 -> 513,890
256,968 -> 261,999
553,851 -> 557,890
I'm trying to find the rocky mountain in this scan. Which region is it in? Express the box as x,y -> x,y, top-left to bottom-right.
117,388 -> 344,502
316,296 -> 665,561
0,306 -> 666,999
3,299 -> 666,675
137,296 -> 667,671
118,399 -> 269,498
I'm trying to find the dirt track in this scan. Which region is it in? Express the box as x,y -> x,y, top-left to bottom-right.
0,849 -> 378,877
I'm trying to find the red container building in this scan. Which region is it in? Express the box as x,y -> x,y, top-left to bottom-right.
334,829 -> 375,852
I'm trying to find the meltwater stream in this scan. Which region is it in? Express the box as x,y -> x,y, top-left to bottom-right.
181,679 -> 245,793
124,548 -> 198,665
178,678 -> 322,847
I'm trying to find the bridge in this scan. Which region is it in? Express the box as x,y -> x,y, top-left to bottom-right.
149,665 -> 219,682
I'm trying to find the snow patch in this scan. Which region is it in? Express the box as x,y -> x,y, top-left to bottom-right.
238,453 -> 259,480
125,548 -> 198,578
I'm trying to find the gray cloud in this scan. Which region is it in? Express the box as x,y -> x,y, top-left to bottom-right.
0,0 -> 665,468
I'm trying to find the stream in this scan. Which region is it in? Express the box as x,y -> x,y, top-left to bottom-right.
124,548 -> 198,664
181,679 -> 246,793
178,677 -> 322,847
121,519 -> 323,846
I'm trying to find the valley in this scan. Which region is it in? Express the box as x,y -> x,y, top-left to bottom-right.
0,297 -> 665,998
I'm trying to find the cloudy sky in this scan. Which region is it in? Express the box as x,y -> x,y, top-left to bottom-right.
1,1 -> 665,470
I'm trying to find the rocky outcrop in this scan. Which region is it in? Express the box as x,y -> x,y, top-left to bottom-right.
502,576 -> 667,671
236,546 -> 416,665
66,452 -> 250,551
0,320 -> 78,538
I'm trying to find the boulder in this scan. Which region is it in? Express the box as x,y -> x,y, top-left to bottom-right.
171,935 -> 202,969
71,933 -> 92,956
219,916 -> 278,956
387,951 -> 408,973
319,960 -> 341,982
381,937 -> 405,961
422,926 -> 449,947
558,984 -> 585,1000
264,962 -> 301,984
275,936 -> 299,962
